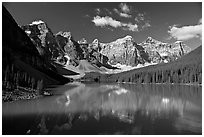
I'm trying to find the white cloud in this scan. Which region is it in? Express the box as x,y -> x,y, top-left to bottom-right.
122,23 -> 138,31
135,13 -> 145,22
119,3 -> 131,13
92,15 -> 138,32
120,13 -> 132,18
141,22 -> 151,29
134,13 -> 151,30
113,8 -> 131,18
95,8 -> 101,14
92,16 -> 121,28
168,23 -> 202,41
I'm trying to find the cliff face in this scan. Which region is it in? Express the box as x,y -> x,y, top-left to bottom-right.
55,31 -> 84,66
95,36 -> 191,67
20,18 -> 191,69
21,21 -> 65,60
22,20 -> 85,66
91,36 -> 149,67
19,15 -> 192,77
138,37 -> 191,63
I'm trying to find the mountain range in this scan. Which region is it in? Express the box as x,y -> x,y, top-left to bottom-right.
20,19 -> 192,75
2,5 -> 201,90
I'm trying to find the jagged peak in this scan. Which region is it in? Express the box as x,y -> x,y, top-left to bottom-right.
140,36 -> 167,46
145,36 -> 161,43
30,20 -> 45,25
92,39 -> 99,44
147,36 -> 153,40
78,38 -> 88,44
56,31 -> 71,39
124,35 -> 132,39
175,41 -> 183,44
115,35 -> 133,43
120,35 -> 133,40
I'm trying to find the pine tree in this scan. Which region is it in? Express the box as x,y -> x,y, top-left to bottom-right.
37,79 -> 44,95
31,77 -> 35,90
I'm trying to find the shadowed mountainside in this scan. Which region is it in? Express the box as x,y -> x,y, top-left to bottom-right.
2,6 -> 70,95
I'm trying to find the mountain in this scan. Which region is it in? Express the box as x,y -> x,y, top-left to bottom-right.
90,36 -> 191,67
2,6 -> 70,92
87,38 -> 118,69
93,36 -> 149,66
56,31 -> 84,62
19,16 -> 193,80
83,46 -> 201,84
21,20 -> 65,61
139,37 -> 191,63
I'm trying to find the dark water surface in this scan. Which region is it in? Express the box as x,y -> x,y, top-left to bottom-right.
2,82 -> 202,135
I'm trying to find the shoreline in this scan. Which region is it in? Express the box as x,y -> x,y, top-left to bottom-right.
2,86 -> 52,103
116,82 -> 202,86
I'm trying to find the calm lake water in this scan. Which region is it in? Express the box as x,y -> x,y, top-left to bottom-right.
2,82 -> 202,135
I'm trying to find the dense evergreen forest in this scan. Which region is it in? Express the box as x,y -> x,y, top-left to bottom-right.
83,46 -> 202,85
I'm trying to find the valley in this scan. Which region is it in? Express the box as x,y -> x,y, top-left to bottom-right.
2,2 -> 202,135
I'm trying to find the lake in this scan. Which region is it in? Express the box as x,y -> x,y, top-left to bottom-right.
2,82 -> 202,135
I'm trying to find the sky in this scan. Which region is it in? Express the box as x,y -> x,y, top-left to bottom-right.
3,2 -> 202,50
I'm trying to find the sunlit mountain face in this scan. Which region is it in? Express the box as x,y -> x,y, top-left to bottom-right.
3,82 -> 201,135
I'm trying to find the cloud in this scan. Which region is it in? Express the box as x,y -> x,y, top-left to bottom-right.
84,14 -> 90,18
92,16 -> 121,28
122,23 -> 138,31
135,13 -> 145,22
120,13 -> 132,18
95,8 -> 101,14
113,8 -> 132,18
91,3 -> 151,32
141,22 -> 151,29
134,12 -> 151,30
113,3 -> 132,18
119,3 -> 131,13
168,20 -> 202,41
104,8 -> 112,15
92,15 -> 138,32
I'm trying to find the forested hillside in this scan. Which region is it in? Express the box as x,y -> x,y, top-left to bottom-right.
83,46 -> 202,84
2,6 -> 70,101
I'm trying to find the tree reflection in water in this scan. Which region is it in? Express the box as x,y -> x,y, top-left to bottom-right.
2,82 -> 202,134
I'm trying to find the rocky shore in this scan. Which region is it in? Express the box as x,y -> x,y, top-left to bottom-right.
2,86 -> 52,102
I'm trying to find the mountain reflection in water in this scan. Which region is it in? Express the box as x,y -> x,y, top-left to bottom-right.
2,82 -> 202,135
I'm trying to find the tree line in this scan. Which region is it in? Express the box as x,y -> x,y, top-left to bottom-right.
2,63 -> 44,95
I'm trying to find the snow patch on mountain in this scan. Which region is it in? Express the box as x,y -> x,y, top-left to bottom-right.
25,30 -> 31,35
30,20 -> 45,25
103,62 -> 157,74
56,31 -> 71,39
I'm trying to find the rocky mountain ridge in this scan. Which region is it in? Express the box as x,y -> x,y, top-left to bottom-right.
138,36 -> 191,63
21,19 -> 191,74
91,36 -> 191,66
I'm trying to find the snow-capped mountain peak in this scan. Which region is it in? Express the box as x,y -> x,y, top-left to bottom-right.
56,31 -> 71,39
30,20 -> 45,25
114,35 -> 133,44
144,36 -> 162,44
92,39 -> 99,44
175,41 -> 183,44
78,38 -> 88,44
